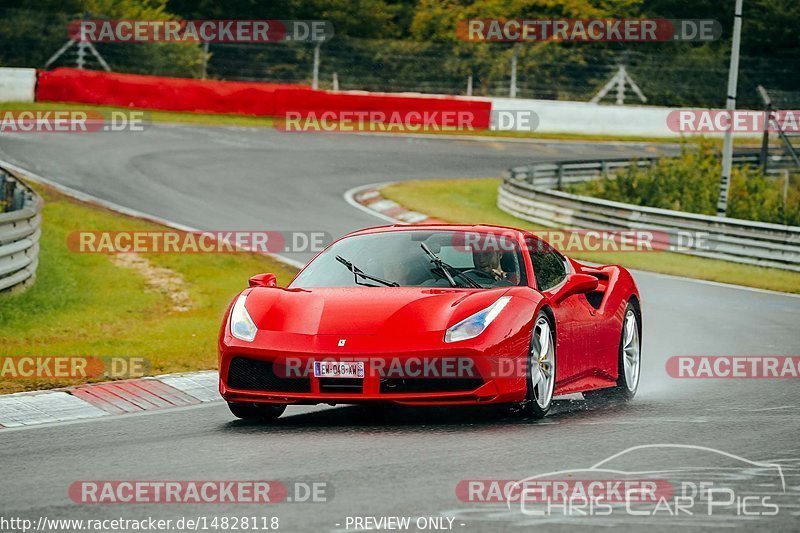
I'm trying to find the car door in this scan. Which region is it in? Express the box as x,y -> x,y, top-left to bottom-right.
527,239 -> 600,385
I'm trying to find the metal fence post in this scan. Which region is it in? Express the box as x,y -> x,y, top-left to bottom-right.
759,86 -> 772,175
2,178 -> 14,212
76,40 -> 86,69
716,0 -> 744,217
556,164 -> 564,190
528,164 -> 537,185
312,41 -> 321,90
760,114 -> 770,175
12,187 -> 24,211
509,44 -> 520,98
201,41 -> 210,80
783,170 -> 790,203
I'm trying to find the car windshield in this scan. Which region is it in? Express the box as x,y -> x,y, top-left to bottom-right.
290,230 -> 526,289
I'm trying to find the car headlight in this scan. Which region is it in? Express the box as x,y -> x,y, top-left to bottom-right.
230,294 -> 257,342
445,296 -> 511,343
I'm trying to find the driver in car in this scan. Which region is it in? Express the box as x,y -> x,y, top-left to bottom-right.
471,250 -> 507,281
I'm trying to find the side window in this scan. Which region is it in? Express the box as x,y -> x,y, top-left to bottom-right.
528,239 -> 567,291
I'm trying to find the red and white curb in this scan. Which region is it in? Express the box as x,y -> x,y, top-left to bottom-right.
0,371 -> 219,428
344,182 -> 446,225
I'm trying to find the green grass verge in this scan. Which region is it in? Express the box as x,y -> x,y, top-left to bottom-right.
0,101 -> 276,129
0,182 -> 298,394
0,101 -> 764,146
381,178 -> 800,295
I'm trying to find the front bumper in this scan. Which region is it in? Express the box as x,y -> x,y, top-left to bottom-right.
218,341 -> 529,406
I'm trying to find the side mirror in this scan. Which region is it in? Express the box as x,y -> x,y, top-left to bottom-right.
555,273 -> 599,302
249,273 -> 278,288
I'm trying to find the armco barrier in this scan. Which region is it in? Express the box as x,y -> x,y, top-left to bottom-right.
507,153 -> 767,190
36,68 -> 492,128
0,168 -> 42,292
499,174 -> 800,272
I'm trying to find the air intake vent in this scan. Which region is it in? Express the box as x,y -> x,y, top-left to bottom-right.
227,357 -> 311,392
319,378 -> 363,393
380,378 -> 483,394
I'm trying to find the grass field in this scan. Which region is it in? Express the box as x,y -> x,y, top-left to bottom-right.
381,178 -> 800,294
0,182 -> 298,394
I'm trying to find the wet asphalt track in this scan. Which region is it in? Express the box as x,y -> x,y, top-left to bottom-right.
1,126 -> 799,532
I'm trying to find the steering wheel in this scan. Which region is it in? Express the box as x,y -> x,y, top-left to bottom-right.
462,269 -> 499,282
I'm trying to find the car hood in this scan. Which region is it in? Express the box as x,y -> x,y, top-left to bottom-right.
243,286 -> 510,336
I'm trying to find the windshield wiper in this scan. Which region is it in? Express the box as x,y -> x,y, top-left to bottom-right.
420,243 -> 482,289
335,255 -> 399,287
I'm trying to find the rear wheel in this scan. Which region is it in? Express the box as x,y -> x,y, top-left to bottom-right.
227,402 -> 286,422
585,302 -> 641,403
517,312 -> 556,419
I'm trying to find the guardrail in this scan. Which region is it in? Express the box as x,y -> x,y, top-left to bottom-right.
0,168 -> 42,292
506,153 -> 770,191
500,159 -> 800,272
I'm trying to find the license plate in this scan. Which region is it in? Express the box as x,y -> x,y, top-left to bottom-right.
313,361 -> 364,378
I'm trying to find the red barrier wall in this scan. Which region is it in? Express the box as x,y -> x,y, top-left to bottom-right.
35,68 -> 492,128
36,68 -> 297,116
273,88 -> 492,129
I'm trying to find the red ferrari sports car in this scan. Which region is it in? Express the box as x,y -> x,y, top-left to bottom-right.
218,224 -> 641,421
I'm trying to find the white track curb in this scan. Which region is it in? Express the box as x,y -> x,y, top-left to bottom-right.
0,371 -> 219,429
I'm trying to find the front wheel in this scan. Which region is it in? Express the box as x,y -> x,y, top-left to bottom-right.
585,302 -> 641,403
227,402 -> 286,422
517,312 -> 556,419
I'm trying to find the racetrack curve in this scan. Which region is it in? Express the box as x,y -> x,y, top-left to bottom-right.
1,126 -> 799,532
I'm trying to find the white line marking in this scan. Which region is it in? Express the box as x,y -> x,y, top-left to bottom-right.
0,391 -> 108,427
158,371 -> 220,403
0,401 -> 342,433
0,400 -> 221,432
342,182 -> 404,224
0,370 -> 222,430
330,129 -> 674,148
630,268 -> 800,299
156,120 -> 677,148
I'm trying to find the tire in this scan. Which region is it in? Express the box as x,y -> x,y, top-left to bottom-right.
585,301 -> 641,403
227,402 -> 286,422
517,311 -> 556,419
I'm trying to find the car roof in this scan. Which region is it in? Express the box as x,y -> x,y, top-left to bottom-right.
344,223 -> 528,238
